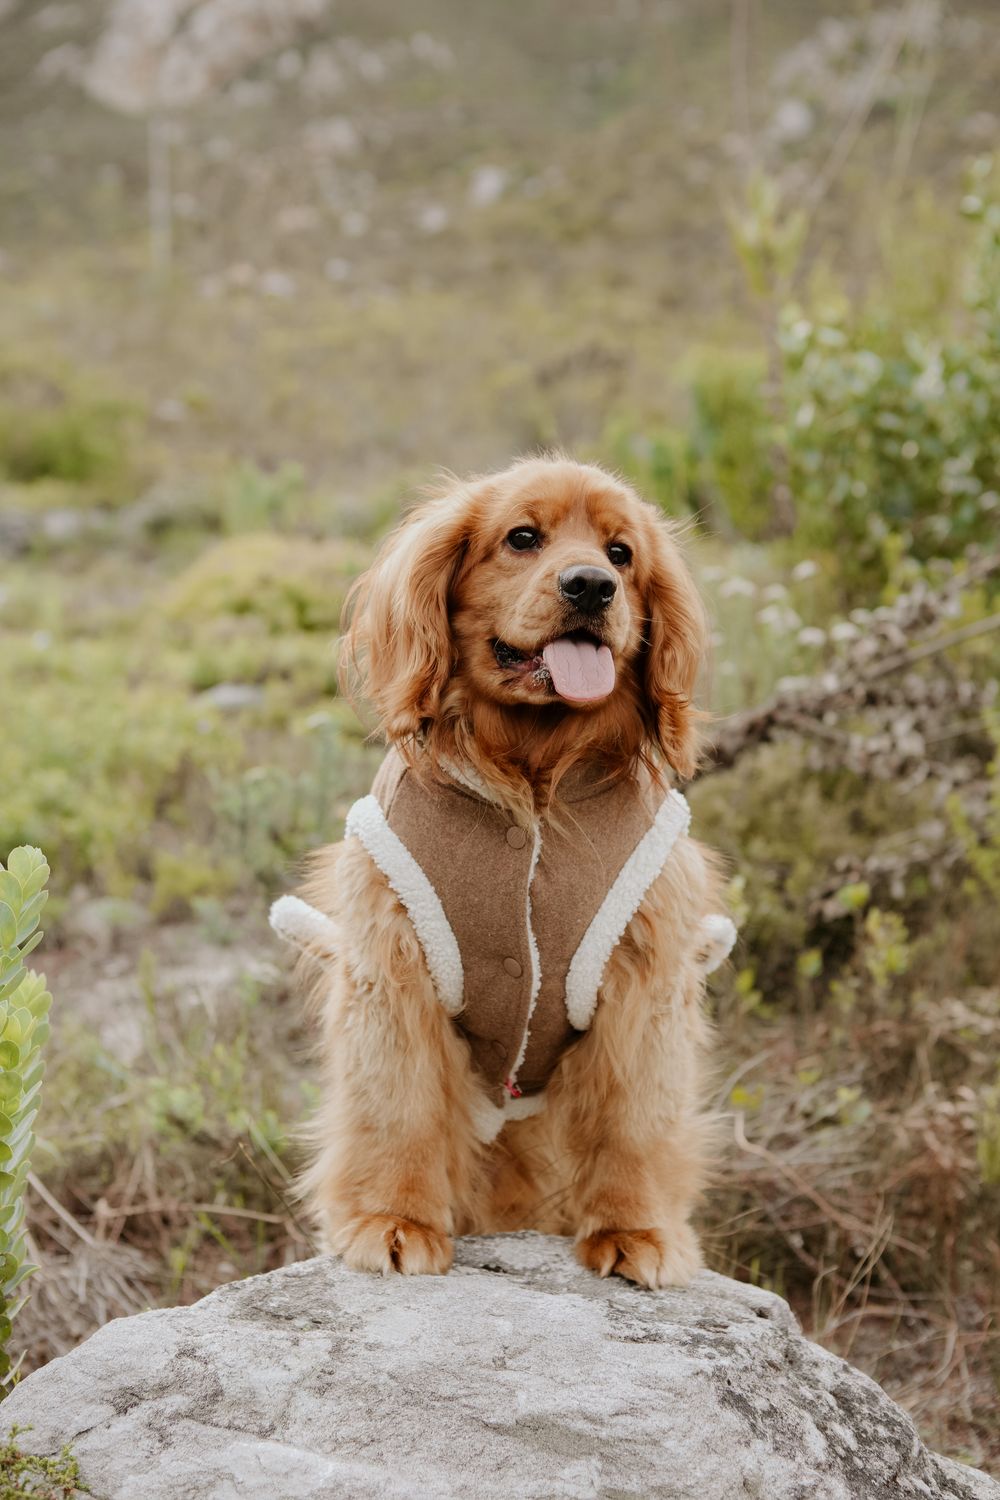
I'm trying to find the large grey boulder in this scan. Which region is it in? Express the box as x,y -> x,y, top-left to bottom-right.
8,1233 -> 997,1500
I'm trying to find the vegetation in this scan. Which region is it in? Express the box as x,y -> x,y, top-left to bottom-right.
0,849 -> 51,1387
0,1428 -> 85,1500
1,0 -> 998,1479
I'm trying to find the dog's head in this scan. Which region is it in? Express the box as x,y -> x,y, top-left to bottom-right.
341,457 -> 707,786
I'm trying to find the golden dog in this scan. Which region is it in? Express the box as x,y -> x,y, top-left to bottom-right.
287,456 -> 730,1288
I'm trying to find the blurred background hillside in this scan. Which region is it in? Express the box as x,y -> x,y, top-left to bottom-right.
1,0 -> 998,1472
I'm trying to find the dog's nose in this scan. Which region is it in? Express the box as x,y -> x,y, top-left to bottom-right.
558,565 -> 617,615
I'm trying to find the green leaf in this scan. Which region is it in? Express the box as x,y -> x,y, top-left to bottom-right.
6,847 -> 48,887
16,930 -> 43,963
0,873 -> 20,909
20,1059 -> 43,1094
30,1022 -> 49,1049
0,1041 -> 18,1071
3,1009 -> 32,1046
0,1114 -> 12,1139
25,985 -> 52,1020
0,965 -> 25,1004
0,904 -> 15,951
5,1121 -> 32,1157
15,891 -> 46,945
21,865 -> 50,901
3,1260 -> 34,1295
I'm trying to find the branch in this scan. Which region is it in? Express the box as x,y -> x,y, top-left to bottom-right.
697,558 -> 1000,780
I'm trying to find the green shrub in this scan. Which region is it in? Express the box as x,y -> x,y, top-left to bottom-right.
0,847 -> 51,1387
685,350 -> 776,539
219,462 -> 307,536
0,359 -> 138,500
605,352 -> 777,537
0,638 -> 238,896
602,418 -> 691,517
163,534 -> 368,636
0,1426 -> 83,1498
782,168 -> 1000,595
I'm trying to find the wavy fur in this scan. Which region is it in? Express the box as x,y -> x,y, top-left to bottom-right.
297,456 -> 727,1286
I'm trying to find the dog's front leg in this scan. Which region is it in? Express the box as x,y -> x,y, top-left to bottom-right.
555,928 -> 713,1289
302,845 -> 479,1276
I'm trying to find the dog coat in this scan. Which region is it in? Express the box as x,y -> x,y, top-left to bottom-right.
347,756 -> 731,1110
270,749 -> 735,1138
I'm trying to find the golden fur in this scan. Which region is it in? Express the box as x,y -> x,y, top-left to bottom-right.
298,456 -> 723,1287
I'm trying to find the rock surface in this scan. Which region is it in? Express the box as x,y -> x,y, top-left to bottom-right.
8,1233 -> 997,1500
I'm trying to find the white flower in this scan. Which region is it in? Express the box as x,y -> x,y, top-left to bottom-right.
762,583 -> 788,601
258,270 -> 296,299
468,165 -> 508,207
417,203 -> 449,235
718,575 -> 757,599
830,621 -> 861,642
757,604 -> 802,634
797,626 -> 827,649
791,559 -> 818,581
341,209 -> 369,238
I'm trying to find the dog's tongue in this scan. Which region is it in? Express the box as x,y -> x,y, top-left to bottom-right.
542,636 -> 615,703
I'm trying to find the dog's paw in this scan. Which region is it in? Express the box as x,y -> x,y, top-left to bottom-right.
334,1213 -> 453,1276
576,1223 -> 702,1289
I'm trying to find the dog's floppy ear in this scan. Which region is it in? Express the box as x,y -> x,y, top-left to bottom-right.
340,483 -> 472,744
639,511 -> 708,781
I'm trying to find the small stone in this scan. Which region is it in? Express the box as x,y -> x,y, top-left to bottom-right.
196,683 -> 265,711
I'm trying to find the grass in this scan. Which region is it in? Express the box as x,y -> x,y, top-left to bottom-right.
1,0 -> 998,1478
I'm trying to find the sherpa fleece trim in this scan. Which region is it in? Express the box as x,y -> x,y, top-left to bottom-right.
469,1088 -> 546,1145
269,895 -> 339,958
697,913 -> 738,974
509,824 -> 543,1085
565,788 -> 692,1030
345,793 -> 464,1016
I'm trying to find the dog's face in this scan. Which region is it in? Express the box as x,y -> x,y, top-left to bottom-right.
342,458 -> 707,779
451,463 -> 657,712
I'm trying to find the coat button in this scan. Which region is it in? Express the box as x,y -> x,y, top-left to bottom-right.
505,826 -> 527,849
502,956 -> 523,978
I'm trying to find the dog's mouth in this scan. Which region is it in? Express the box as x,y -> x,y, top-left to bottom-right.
492,631 -> 616,704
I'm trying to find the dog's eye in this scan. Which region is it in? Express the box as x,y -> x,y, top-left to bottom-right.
507,527 -> 541,552
607,541 -> 632,567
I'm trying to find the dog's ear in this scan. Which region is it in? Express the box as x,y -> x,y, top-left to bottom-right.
639,511 -> 708,781
340,484 -> 472,744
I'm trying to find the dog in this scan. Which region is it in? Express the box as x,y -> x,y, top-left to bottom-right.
273,455 -> 733,1288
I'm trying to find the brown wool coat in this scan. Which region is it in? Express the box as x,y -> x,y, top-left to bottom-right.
343,749 -> 694,1105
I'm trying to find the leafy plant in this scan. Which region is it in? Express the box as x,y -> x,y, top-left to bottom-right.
0,357 -> 138,502
0,847 -> 51,1387
781,162 -> 1000,595
0,1426 -> 85,1499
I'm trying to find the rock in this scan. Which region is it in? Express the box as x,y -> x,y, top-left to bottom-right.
195,681 -> 266,711
7,1234 -> 997,1500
